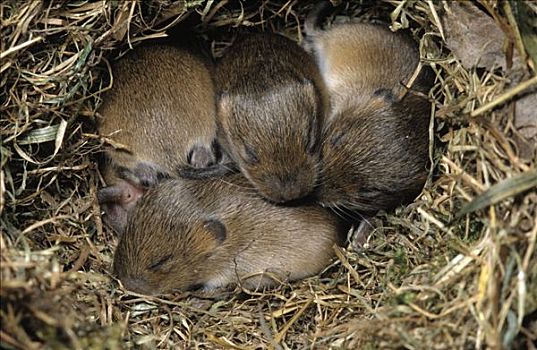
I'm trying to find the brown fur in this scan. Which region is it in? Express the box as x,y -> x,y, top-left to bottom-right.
305,17 -> 433,213
214,33 -> 328,203
97,44 -> 219,232
112,174 -> 346,295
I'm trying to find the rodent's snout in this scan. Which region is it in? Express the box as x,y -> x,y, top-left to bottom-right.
120,275 -> 155,295
264,176 -> 313,203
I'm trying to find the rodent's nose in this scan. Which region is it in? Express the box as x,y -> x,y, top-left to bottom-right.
121,276 -> 153,295
272,179 -> 310,203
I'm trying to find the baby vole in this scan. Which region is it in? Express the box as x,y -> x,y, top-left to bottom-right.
305,5 -> 433,213
213,33 -> 328,204
112,175 -> 346,295
97,44 -> 220,232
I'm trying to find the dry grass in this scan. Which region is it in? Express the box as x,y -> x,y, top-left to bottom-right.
1,1 -> 536,349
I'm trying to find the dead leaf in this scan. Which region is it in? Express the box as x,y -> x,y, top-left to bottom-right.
442,2 -> 510,70
515,90 -> 537,140
111,2 -> 132,42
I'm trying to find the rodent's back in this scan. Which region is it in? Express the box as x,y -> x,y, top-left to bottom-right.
216,33 -> 324,95
97,44 -> 220,234
306,22 -> 425,116
198,177 -> 344,289
98,45 -> 218,178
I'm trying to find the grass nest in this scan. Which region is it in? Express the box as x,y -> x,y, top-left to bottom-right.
1,1 -> 536,349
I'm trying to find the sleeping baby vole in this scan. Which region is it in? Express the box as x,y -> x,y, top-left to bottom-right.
112,174 -> 346,295
304,4 -> 434,214
97,44 -> 221,232
190,32 -> 328,204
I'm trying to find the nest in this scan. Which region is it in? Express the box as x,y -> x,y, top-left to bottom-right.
1,1 -> 536,348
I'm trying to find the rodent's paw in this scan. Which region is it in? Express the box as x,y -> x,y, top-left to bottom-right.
176,162 -> 238,180
117,162 -> 169,188
97,181 -> 145,235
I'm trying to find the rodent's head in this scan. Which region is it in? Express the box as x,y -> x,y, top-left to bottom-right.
218,81 -> 322,203
318,113 -> 379,212
112,186 -> 228,295
318,103 -> 428,213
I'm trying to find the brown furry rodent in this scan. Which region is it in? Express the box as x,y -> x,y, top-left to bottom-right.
304,5 -> 433,213
97,44 -> 220,232
198,33 -> 328,204
112,175 -> 346,295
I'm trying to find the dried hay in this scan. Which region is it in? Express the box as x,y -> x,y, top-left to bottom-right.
1,1 -> 536,349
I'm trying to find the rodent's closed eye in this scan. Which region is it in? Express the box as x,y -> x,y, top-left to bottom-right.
306,113 -> 319,154
329,131 -> 345,148
185,283 -> 204,292
147,254 -> 173,271
242,143 -> 260,165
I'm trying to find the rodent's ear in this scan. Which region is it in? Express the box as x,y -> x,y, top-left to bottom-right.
302,77 -> 314,87
203,218 -> 227,244
300,78 -> 319,96
373,88 -> 397,103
